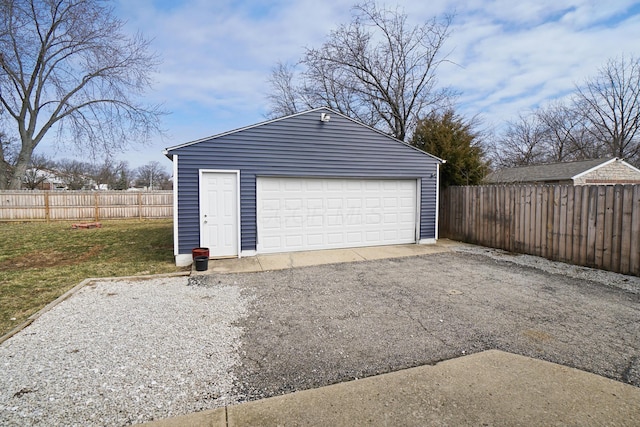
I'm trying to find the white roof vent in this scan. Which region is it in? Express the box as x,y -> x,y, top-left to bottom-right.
320,112 -> 331,122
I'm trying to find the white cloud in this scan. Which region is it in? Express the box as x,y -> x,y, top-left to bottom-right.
98,0 -> 640,169
435,0 -> 640,127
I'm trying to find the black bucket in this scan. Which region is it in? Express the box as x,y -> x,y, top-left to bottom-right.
194,256 -> 209,272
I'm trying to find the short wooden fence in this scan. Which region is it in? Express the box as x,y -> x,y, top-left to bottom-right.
0,191 -> 173,221
439,185 -> 640,276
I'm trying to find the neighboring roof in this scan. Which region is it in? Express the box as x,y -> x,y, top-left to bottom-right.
163,107 -> 445,164
485,158 -> 623,183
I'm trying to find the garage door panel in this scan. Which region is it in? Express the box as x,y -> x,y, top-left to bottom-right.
257,177 -> 417,253
347,198 -> 362,208
346,215 -> 362,225
384,213 -> 398,223
400,212 -> 414,223
347,181 -> 362,190
400,196 -> 414,207
366,198 -> 380,208
347,231 -> 363,243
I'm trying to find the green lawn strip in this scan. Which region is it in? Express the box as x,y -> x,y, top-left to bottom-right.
0,219 -> 187,336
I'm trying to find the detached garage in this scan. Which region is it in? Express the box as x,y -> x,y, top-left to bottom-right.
164,108 -> 444,266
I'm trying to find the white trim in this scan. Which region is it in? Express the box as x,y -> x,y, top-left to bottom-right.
571,158 -> 617,180
175,254 -> 193,267
434,163 -> 441,241
241,250 -> 257,257
419,238 -> 437,244
198,169 -> 242,258
172,155 -> 179,257
415,178 -> 421,242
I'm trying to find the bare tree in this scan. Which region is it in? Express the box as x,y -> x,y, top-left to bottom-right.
574,55 -> 640,164
0,0 -> 164,189
22,153 -> 54,189
266,1 -> 454,141
55,158 -> 92,190
535,101 -> 590,162
91,158 -> 131,190
134,161 -> 170,190
493,113 -> 548,168
266,62 -> 304,119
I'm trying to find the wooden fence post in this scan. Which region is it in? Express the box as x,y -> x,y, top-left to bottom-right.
44,191 -> 50,223
138,192 -> 143,220
94,192 -> 99,222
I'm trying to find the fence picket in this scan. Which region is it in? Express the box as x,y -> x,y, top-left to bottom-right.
439,184 -> 639,277
0,190 -> 172,221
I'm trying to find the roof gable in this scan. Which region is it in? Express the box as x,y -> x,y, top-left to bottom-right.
164,107 -> 444,163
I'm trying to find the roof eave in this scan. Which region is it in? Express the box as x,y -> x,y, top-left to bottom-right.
164,107 -> 331,153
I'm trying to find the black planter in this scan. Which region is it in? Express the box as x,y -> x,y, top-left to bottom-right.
194,256 -> 209,271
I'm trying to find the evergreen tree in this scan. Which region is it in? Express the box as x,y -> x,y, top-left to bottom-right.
411,109 -> 489,187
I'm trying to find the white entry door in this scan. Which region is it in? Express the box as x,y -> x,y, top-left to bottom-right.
257,177 -> 418,254
199,171 -> 239,257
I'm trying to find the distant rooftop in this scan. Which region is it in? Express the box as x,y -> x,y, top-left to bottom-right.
485,158 -> 616,184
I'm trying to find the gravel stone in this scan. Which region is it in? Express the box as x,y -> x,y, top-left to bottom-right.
2,244 -> 639,425
0,276 -> 250,426
218,250 -> 640,402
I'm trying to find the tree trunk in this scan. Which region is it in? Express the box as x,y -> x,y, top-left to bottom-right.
8,139 -> 35,190
0,141 -> 8,190
0,161 -> 9,190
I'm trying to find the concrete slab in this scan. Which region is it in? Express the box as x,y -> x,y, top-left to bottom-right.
201,257 -> 263,274
257,248 -> 366,271
226,350 -> 640,426
145,350 -> 640,426
142,406 -> 226,427
352,243 -> 450,260
252,253 -> 292,271
287,248 -> 366,268
190,242 -> 457,276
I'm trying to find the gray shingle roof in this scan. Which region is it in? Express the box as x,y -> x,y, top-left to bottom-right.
485,158 -> 614,184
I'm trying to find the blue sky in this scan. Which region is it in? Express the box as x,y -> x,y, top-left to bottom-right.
48,0 -> 640,172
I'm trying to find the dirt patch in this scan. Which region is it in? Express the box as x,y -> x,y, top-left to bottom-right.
196,251 -> 640,402
0,246 -> 104,271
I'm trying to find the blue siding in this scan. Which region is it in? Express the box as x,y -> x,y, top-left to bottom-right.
166,108 -> 442,254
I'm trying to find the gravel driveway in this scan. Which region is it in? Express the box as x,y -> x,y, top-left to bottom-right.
1,245 -> 639,426
225,248 -> 640,401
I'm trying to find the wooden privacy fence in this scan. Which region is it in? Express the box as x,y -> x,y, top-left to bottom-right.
0,191 -> 173,221
439,185 -> 640,276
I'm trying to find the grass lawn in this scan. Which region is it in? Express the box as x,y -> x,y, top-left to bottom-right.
0,219 -> 188,337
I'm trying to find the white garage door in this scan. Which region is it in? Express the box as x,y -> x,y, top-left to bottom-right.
257,177 -> 418,253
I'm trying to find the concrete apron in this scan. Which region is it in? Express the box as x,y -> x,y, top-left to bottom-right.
191,242 -> 455,275
144,350 -> 640,426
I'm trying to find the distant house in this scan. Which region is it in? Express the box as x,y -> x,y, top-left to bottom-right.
23,168 -> 68,190
22,167 -> 102,190
484,158 -> 640,185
